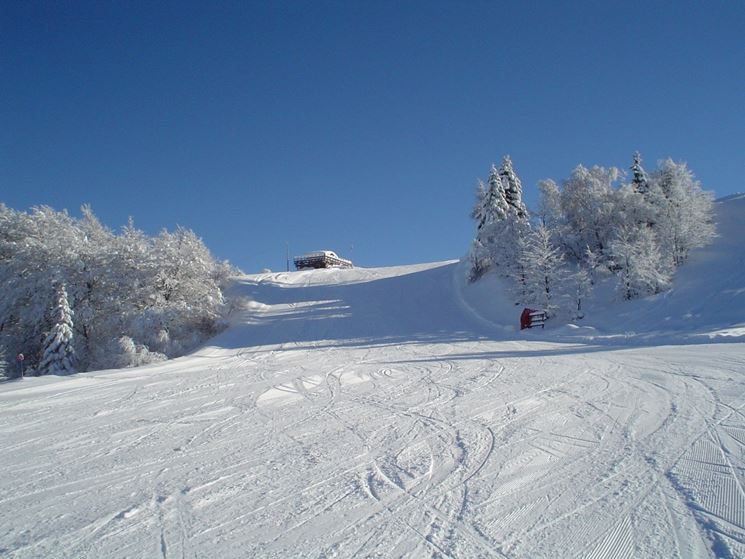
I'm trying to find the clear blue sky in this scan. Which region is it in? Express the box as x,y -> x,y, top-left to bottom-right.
3,1 -> 744,272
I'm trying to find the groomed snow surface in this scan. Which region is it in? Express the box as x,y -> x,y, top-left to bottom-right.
2,195 -> 745,558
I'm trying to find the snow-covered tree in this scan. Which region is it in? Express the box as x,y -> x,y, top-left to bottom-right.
38,282 -> 76,375
471,166 -> 509,233
0,345 -> 7,380
0,204 -> 234,372
584,245 -> 602,284
499,155 -> 528,218
559,165 -> 621,263
630,151 -> 649,194
609,226 -> 671,300
536,179 -> 561,228
519,225 -> 567,314
499,154 -> 715,306
467,238 -> 491,282
468,158 -> 531,283
469,166 -> 510,280
569,267 -> 592,319
648,159 -> 715,267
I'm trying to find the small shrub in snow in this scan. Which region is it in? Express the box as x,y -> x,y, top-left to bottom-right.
115,336 -> 167,368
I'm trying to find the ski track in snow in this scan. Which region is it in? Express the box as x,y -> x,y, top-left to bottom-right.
1,255 -> 745,558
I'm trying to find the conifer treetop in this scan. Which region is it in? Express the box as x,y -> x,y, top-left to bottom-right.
631,151 -> 649,194
498,155 -> 527,218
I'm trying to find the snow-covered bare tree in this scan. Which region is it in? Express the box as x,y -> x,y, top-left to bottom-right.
570,267 -> 592,319
0,345 -> 7,380
584,245 -> 601,284
115,336 -> 166,368
609,226 -> 672,300
467,238 -> 491,282
536,179 -> 561,229
648,159 -> 715,267
519,225 -> 567,314
38,282 -> 76,375
559,165 -> 621,263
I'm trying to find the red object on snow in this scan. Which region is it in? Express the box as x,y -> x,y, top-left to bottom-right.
520,308 -> 533,330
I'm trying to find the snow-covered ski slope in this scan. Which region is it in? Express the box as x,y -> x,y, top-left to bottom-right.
1,196 -> 745,558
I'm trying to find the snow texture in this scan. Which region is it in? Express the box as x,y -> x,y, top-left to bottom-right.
0,196 -> 744,558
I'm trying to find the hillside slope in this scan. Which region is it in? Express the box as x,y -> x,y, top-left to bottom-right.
460,193 -> 745,343
1,198 -> 745,558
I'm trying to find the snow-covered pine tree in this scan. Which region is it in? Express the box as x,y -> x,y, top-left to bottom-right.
470,180 -> 487,232
468,166 -> 511,280
630,151 -> 649,195
520,225 -> 566,315
618,152 -> 659,230
38,282 -> 76,375
499,155 -> 528,218
472,166 -> 509,232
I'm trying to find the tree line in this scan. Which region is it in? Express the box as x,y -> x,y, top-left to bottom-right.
468,153 -> 715,316
0,205 -> 235,378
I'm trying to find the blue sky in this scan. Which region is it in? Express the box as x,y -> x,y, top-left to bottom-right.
3,1 -> 744,272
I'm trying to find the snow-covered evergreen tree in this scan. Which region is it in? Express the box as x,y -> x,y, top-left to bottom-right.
38,282 -> 76,375
499,155 -> 528,218
630,151 -> 649,194
470,180 -> 489,233
468,158 -> 531,284
468,166 -> 511,280
471,166 -> 509,233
